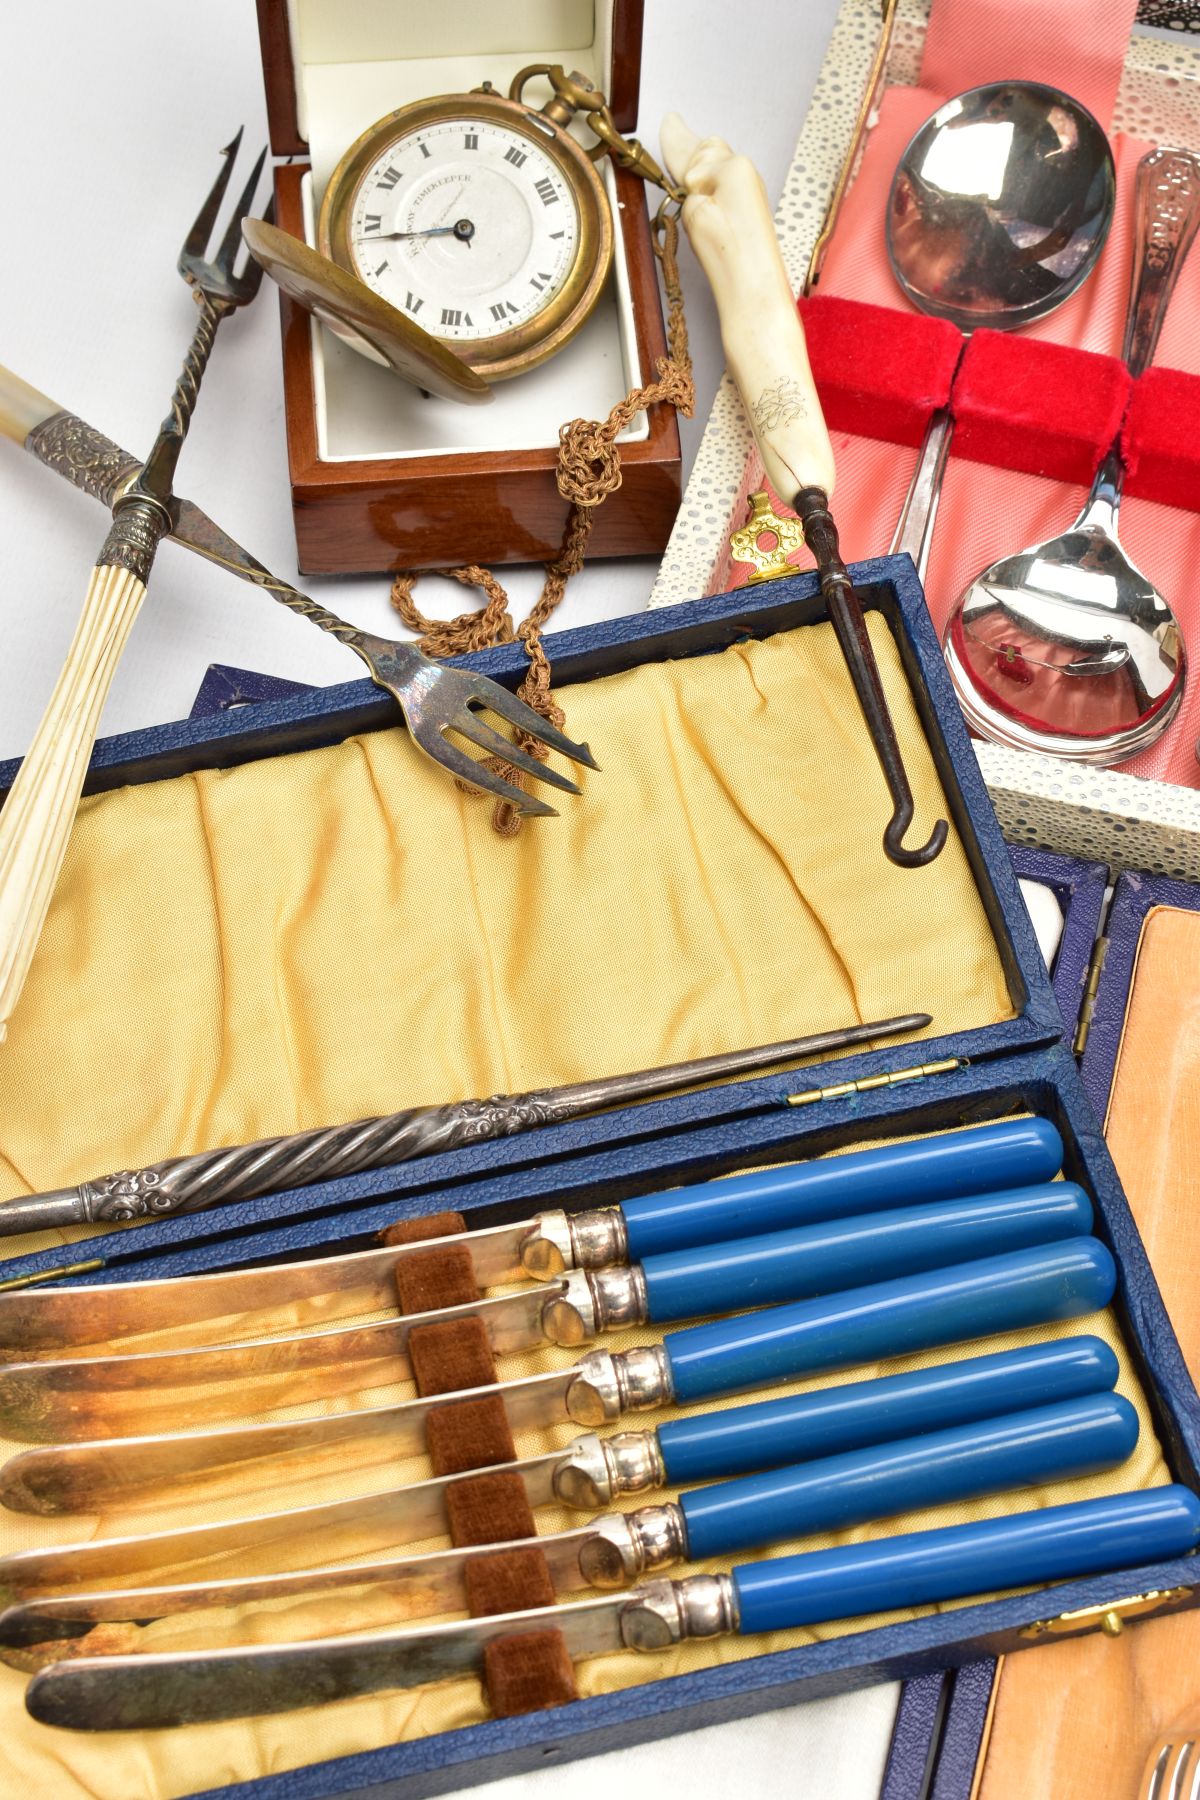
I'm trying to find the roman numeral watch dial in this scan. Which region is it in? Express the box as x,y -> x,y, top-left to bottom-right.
315,79 -> 615,387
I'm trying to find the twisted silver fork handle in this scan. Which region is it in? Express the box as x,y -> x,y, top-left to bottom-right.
113,292 -> 232,579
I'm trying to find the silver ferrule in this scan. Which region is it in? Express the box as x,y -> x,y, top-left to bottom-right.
540,1265 -> 648,1347
611,1342 -> 673,1412
520,1207 -> 629,1278
604,1427 -> 667,1498
569,1208 -> 630,1271
577,1502 -> 687,1589
564,1344 -> 673,1427
675,1571 -> 741,1638
551,1429 -> 665,1510
618,1573 -> 740,1653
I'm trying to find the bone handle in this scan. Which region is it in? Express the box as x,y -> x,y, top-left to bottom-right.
660,113 -> 835,501
0,556 -> 152,1040
0,366 -> 60,444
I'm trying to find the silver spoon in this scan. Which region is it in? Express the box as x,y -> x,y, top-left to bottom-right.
944,148 -> 1200,763
886,81 -> 1116,578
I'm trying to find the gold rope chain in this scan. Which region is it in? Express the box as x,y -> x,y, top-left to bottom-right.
389,69 -> 694,835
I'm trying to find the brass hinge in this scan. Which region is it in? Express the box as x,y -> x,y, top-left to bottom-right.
1073,934 -> 1111,1057
1019,1586 -> 1192,1641
787,1057 -> 964,1108
0,1258 -> 105,1292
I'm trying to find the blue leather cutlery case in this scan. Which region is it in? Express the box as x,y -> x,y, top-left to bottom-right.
1,556 -> 1195,1800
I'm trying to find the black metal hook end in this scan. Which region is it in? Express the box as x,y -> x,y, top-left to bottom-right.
884,809 -> 950,868
792,487 -> 951,874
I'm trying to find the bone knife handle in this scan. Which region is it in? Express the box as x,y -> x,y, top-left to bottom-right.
0,366 -> 60,443
731,1485 -> 1200,1634
659,113 -> 836,502
0,508 -> 166,1040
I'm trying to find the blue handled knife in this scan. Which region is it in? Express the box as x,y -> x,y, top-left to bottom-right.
0,1336 -> 1122,1610
0,1182 -> 1094,1441
0,1332 -> 1118,1519
0,1239 -> 1118,1512
22,1485 -> 1200,1728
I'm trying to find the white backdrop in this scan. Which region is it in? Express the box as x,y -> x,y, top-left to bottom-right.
0,0 -> 851,761
0,5 -> 904,1797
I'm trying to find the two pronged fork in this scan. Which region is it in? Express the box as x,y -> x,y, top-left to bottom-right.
0,131 -> 271,1041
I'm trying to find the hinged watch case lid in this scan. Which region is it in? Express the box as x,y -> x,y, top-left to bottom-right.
242,218 -> 493,402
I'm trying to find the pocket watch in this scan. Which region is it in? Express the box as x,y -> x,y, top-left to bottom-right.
244,66 -> 681,402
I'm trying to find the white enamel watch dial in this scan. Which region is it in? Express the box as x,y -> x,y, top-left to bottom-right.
348,119 -> 579,343
320,90 -> 613,381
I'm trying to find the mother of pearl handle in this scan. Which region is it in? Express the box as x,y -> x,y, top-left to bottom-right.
660,113 -> 836,502
0,365 -> 59,445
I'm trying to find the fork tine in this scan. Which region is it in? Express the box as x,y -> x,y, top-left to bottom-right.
216,145 -> 268,273
182,128 -> 243,259
464,677 -> 600,770
451,712 -> 583,795
419,735 -> 558,818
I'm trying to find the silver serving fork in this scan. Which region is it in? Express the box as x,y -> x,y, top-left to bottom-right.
174,537 -> 599,817
0,132 -> 271,1041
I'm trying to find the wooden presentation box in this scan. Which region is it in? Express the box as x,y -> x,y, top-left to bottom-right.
2,556 -> 1198,1799
255,0 -> 682,575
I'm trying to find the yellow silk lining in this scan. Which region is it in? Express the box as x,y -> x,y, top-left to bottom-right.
0,621 -> 1168,1796
0,619 -> 1008,1223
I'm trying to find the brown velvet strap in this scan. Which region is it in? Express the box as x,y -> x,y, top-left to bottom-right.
445,1470 -> 538,1546
426,1394 -> 518,1475
484,1630 -> 580,1718
379,1211 -> 469,1250
409,1314 -> 498,1396
385,1207 -> 579,1715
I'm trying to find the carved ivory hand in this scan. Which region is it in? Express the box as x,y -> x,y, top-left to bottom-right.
660,113 -> 836,503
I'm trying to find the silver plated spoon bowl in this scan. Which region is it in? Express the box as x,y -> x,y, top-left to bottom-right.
944,148 -> 1200,763
888,81 -> 1115,332
887,82 -> 1115,578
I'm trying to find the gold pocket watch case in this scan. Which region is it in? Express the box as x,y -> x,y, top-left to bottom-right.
318,82 -> 613,384
243,74 -> 617,403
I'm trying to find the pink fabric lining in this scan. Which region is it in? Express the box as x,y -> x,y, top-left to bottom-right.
721,0 -> 1200,789
919,0 -> 1141,131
